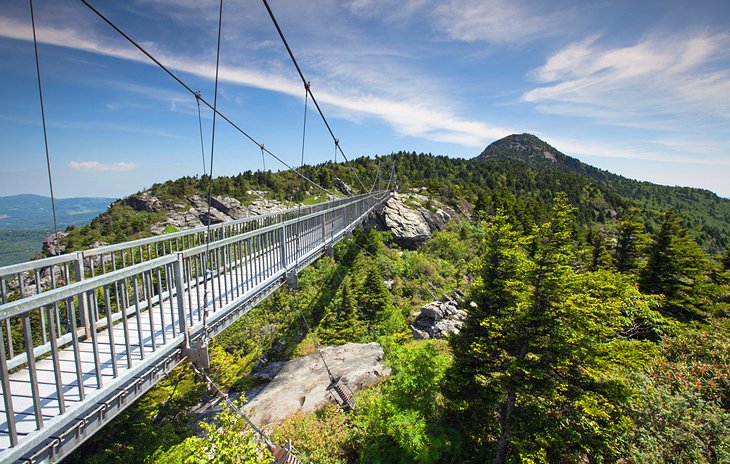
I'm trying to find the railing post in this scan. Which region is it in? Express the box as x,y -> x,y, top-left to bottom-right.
173,253 -> 189,349
74,252 -> 90,338
279,225 -> 287,270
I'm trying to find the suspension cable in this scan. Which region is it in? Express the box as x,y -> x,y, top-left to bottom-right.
259,143 -> 266,172
29,0 -> 60,256
260,0 -> 370,195
202,0 -> 224,336
79,0 -> 335,198
195,92 -> 207,174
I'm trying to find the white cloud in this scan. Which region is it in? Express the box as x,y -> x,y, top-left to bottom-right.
68,161 -> 140,172
431,0 -> 562,44
0,13 -> 510,148
524,33 -> 730,125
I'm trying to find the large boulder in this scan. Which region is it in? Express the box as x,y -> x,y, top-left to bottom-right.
334,177 -> 355,196
122,192 -> 164,212
244,342 -> 388,427
376,193 -> 454,249
42,231 -> 67,256
411,300 -> 467,340
187,195 -> 231,225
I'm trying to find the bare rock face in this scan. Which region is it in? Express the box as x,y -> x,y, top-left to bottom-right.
42,232 -> 68,256
334,177 -> 355,196
122,192 -> 164,212
375,193 -> 454,249
244,342 -> 389,427
411,300 -> 467,340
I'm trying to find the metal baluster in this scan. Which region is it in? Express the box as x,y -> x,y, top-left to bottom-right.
103,285 -> 118,378
1,279 -> 13,359
144,272 -> 156,351
66,296 -> 85,401
46,305 -> 65,414
22,312 -> 44,429
86,290 -> 103,389
35,270 -> 48,344
118,279 -> 133,369
132,278 -> 144,361
0,323 -> 18,446
156,267 -> 167,344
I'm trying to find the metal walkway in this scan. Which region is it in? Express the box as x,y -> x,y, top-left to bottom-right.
0,192 -> 390,463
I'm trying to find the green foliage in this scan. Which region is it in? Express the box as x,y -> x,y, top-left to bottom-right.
621,320 -> 730,463
446,195 -> 665,463
353,340 -> 459,464
641,210 -> 721,319
614,209 -> 646,274
149,402 -> 272,464
272,404 -> 355,464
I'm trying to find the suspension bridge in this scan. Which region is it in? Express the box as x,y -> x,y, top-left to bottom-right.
2,0 -> 400,460
0,191 -> 391,463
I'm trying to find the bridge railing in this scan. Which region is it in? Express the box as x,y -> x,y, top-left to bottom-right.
0,194 -> 378,360
0,192 -> 389,457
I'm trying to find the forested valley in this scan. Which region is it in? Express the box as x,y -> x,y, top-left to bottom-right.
57,135 -> 728,463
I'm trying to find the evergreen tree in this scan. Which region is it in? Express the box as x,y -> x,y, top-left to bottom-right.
361,264 -> 391,321
640,210 -> 717,319
589,229 -> 613,271
615,209 -> 645,274
447,195 -> 661,463
318,277 -> 366,345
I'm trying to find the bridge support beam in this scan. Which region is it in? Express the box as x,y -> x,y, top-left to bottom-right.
184,339 -> 209,372
286,271 -> 298,290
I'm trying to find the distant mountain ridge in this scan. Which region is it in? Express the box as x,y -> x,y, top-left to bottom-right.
0,194 -> 115,230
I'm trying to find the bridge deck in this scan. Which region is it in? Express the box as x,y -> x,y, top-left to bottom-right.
0,192 -> 390,463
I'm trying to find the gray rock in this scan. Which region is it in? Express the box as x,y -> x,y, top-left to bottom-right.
244,342 -> 388,427
375,194 -> 455,249
334,177 -> 354,196
122,192 -> 164,212
42,232 -> 67,256
410,298 -> 467,339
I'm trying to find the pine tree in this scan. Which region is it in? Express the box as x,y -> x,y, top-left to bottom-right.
447,194 -> 661,463
361,264 -> 391,321
318,277 -> 366,345
615,209 -> 645,273
640,210 -> 717,319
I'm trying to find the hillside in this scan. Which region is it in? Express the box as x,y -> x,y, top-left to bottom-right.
0,194 -> 115,229
49,134 -> 730,257
0,194 -> 115,266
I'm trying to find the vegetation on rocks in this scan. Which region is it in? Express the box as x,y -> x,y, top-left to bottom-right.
61,134 -> 729,463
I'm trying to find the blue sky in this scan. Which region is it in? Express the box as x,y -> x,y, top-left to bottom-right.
1,0 -> 729,198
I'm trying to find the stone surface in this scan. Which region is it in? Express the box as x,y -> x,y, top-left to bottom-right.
334,177 -> 355,196
411,300 -> 467,340
244,342 -> 389,427
122,192 -> 164,212
42,232 -> 67,256
374,193 -> 455,249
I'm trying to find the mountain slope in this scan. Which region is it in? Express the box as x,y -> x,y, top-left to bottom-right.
0,194 -> 116,229
47,133 -> 730,256
475,134 -> 730,249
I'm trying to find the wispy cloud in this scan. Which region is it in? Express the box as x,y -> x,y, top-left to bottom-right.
523,33 -> 730,126
548,136 -> 730,167
0,13 -> 510,148
431,0 -> 564,45
68,161 -> 140,172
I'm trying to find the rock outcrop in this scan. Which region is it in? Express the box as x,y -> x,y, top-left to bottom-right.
411,300 -> 467,340
141,191 -> 288,235
375,193 -> 455,249
122,192 -> 163,212
243,342 -> 388,427
42,231 -> 67,256
334,177 -> 354,196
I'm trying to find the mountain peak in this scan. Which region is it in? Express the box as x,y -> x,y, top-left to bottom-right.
478,133 -> 563,163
